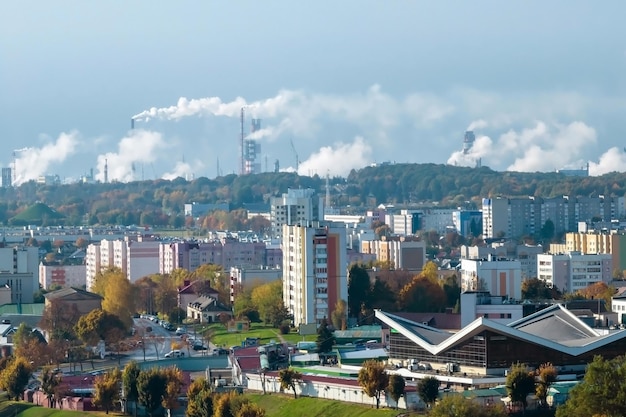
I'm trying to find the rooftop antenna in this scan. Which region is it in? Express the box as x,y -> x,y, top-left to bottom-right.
325,170 -> 331,210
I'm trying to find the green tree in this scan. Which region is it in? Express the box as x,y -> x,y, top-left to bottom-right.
535,362 -> 558,408
93,368 -> 122,414
123,361 -> 141,416
522,278 -> 562,300
505,362 -> 536,412
0,357 -> 32,400
556,355 -> 626,417
386,374 -> 405,409
39,366 -> 60,408
278,368 -> 302,399
416,376 -> 439,407
540,219 -> 555,242
137,368 -> 168,417
357,359 -> 389,409
397,274 -> 446,312
316,318 -> 334,353
348,264 -> 371,319
429,394 -> 507,417
186,377 -> 213,417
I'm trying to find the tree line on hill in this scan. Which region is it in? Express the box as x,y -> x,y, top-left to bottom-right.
2,163 -> 625,227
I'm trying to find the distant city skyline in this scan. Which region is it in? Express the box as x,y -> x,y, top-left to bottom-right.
2,1 -> 626,184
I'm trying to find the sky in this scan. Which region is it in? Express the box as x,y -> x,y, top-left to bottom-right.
2,1 -> 626,185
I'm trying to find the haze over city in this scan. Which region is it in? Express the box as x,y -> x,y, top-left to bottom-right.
2,1 -> 626,185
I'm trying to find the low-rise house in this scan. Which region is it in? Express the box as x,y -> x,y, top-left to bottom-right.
186,296 -> 231,323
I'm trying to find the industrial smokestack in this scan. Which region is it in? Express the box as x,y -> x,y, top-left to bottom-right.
131,118 -> 135,130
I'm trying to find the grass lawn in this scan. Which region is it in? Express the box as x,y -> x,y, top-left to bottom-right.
247,393 -> 403,417
0,401 -> 118,417
201,323 -> 315,348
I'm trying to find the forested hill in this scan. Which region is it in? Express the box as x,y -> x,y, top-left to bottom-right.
0,163 -> 624,226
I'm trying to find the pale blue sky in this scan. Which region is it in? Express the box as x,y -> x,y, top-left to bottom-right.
1,1 -> 625,183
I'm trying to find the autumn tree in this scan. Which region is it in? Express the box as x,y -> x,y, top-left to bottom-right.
556,355 -> 626,417
505,362 -> 536,412
0,357 -> 32,400
93,368 -> 122,414
75,308 -> 127,349
251,280 -> 284,326
535,362 -> 558,408
278,368 -> 302,399
162,366 -> 184,417
186,377 -> 213,417
137,367 -> 168,417
123,361 -> 141,416
194,264 -> 228,304
397,274 -> 446,312
213,390 -> 251,417
416,376 -> 439,407
40,298 -> 80,340
330,299 -> 347,330
236,402 -> 266,417
386,374 -> 406,409
93,267 -> 135,328
358,360 -> 389,409
577,281 -> 616,308
233,287 -> 260,323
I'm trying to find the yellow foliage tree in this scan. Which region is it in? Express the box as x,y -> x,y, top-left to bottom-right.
93,267 -> 135,329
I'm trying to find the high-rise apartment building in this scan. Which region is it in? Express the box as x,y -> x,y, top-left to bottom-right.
282,222 -> 347,327
0,246 -> 39,303
270,188 -> 323,238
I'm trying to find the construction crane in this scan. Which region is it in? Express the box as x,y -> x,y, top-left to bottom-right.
289,138 -> 299,173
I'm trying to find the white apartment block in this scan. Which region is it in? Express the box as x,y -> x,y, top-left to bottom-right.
537,252 -> 612,293
86,236 -> 160,290
419,208 -> 455,235
460,291 -> 524,327
459,257 -> 523,300
270,188 -> 324,238
39,263 -> 87,290
385,210 -> 420,236
282,222 -> 347,327
611,292 -> 626,325
482,195 -> 626,240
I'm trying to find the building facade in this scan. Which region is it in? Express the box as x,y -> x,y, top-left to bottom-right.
537,252 -> 612,293
360,237 -> 426,271
459,257 -> 523,300
39,263 -> 87,290
270,188 -> 323,238
282,223 -> 347,327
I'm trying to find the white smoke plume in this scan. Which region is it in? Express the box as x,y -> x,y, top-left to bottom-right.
96,129 -> 169,183
13,131 -> 80,186
447,121 -> 597,172
467,119 -> 488,131
297,136 -> 373,177
162,160 -> 204,181
588,147 -> 626,176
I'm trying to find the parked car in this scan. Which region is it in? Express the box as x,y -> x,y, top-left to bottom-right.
164,350 -> 184,358
175,327 -> 187,336
193,344 -> 208,351
212,348 -> 229,356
